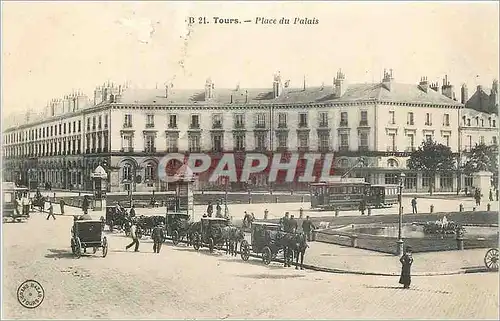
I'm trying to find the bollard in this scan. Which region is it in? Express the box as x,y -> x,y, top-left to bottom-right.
456,237 -> 464,250
430,204 -> 434,213
275,197 -> 279,203
301,196 -> 304,203
473,207 -> 476,211
487,203 -> 491,211
367,207 -> 372,216
335,209 -> 339,217
459,204 -> 464,212
350,235 -> 358,248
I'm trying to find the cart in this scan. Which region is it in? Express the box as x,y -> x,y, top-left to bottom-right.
71,220 -> 108,258
484,248 -> 499,270
240,221 -> 283,265
165,212 -> 191,245
192,217 -> 230,253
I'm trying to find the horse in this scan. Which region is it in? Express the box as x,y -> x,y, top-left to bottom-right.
230,227 -> 245,256
221,226 -> 233,255
291,233 -> 308,270
275,231 -> 297,267
187,221 -> 201,246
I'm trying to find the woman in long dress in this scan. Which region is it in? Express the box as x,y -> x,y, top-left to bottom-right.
399,246 -> 414,289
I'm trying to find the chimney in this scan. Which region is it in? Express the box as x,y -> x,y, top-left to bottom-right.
273,72 -> 283,98
230,94 -> 233,104
490,79 -> 498,107
441,75 -> 454,99
382,68 -> 394,91
418,76 -> 429,93
430,82 -> 439,92
461,84 -> 468,104
334,69 -> 346,97
94,86 -> 103,105
205,78 -> 214,100
103,86 -> 109,102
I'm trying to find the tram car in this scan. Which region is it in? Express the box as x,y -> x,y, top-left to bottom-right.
2,182 -> 30,223
310,178 -> 399,210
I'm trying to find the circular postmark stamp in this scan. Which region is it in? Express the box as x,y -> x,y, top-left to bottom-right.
17,280 -> 45,309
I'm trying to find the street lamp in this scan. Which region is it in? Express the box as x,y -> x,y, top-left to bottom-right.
396,172 -> 406,256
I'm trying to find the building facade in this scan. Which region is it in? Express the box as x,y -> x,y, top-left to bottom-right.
3,71 -> 498,193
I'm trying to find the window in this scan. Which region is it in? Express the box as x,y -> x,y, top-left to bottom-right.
422,173 -> 432,187
212,114 -> 223,128
443,135 -> 450,147
387,133 -> 396,151
167,133 -> 178,152
212,133 -> 223,151
255,113 -> 266,128
234,114 -> 245,128
277,133 -> 287,149
191,115 -> 200,128
73,121 -> 76,133
407,112 -> 414,125
98,116 -> 102,129
234,133 -> 246,150
407,133 -> 415,151
389,111 -> 395,124
443,114 -> 450,126
124,114 -> 132,128
481,119 -> 484,127
387,159 -> 398,168
425,113 -> 432,125
278,113 -> 287,128
425,135 -> 433,143
144,135 -> 155,152
384,173 -> 399,184
467,135 -> 472,151
319,112 -> 328,127
122,134 -> 133,152
319,133 -> 329,150
188,134 -> 200,152
169,114 -> 177,128
359,132 -> 368,149
145,163 -> 155,181
360,111 -> 368,126
440,173 -> 453,189
493,120 -> 497,127
92,117 -> 96,130
63,123 -> 67,134
146,114 -> 155,128
340,112 -> 348,126
255,133 -> 267,150
467,118 -> 471,126
404,173 -> 417,190
104,116 -> 108,129
339,133 -> 348,149
122,164 -> 133,181
87,118 -> 90,131
78,120 -> 81,132
298,132 -> 309,148
299,113 -> 308,127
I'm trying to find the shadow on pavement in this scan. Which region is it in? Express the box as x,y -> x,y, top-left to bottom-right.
236,273 -> 306,280
364,285 -> 451,294
45,248 -> 103,259
219,257 -> 293,270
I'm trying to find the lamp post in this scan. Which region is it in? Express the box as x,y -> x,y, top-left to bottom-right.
396,172 -> 406,256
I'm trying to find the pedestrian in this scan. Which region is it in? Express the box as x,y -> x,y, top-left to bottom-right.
264,209 -> 269,220
46,202 -> 56,220
82,195 -> 90,215
21,193 -> 29,217
358,199 -> 366,215
299,207 -> 304,219
59,199 -> 66,215
399,246 -> 414,289
129,204 -> 136,218
411,197 -> 418,214
289,215 -> 298,233
216,200 -> 222,217
281,212 -> 290,232
489,189 -> 494,201
496,189 -> 499,201
207,201 -> 213,217
152,222 -> 165,253
125,220 -> 140,252
302,216 -> 316,242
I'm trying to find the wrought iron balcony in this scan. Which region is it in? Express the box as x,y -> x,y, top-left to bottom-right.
359,121 -> 369,126
121,147 -> 134,152
212,122 -> 223,129
145,123 -> 155,128
318,122 -> 329,128
339,121 -> 348,127
123,122 -> 133,128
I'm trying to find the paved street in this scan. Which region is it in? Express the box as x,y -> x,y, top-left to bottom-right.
2,213 -> 499,319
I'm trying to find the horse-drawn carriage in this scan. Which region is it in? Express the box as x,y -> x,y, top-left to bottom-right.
105,206 -> 130,232
165,212 -> 191,245
70,219 -> 109,258
484,248 -> 499,270
192,217 -> 230,253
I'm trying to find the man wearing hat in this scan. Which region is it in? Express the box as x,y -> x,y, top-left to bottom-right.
152,222 -> 165,253
126,219 -> 140,252
399,246 -> 414,289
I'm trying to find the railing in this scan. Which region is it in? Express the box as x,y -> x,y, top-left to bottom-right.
298,122 -> 308,128
123,122 -> 133,128
121,147 -> 134,152
339,121 -> 348,127
145,123 -> 155,128
168,123 -> 177,129
144,147 -> 156,153
212,122 -> 223,129
190,123 -> 200,129
234,123 -> 245,129
277,123 -> 288,128
255,123 -> 267,129
318,122 -> 329,128
359,121 -> 368,126
338,146 -> 349,151
167,147 -> 179,153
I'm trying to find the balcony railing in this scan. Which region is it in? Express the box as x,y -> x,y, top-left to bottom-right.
318,122 -> 328,128
167,147 -> 179,153
298,122 -> 308,128
359,120 -> 369,126
144,147 -> 156,153
168,123 -> 178,129
339,121 -> 348,127
234,122 -> 245,129
145,123 -> 155,128
318,146 -> 330,152
298,146 -> 309,152
212,122 -> 223,129
255,123 -> 267,129
189,147 -> 201,153
358,146 -> 369,151
123,122 -> 133,128
277,123 -> 288,128
339,146 -> 349,152
386,146 -> 398,152
190,123 -> 200,129
407,121 -> 414,125
121,147 -> 134,152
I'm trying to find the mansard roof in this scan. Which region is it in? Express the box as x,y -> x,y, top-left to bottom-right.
465,87 -> 498,115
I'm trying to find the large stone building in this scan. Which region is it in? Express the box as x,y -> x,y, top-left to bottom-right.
2,70 -> 498,193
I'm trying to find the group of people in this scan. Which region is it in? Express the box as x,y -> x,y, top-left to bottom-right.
205,200 -> 228,218
279,212 -> 316,242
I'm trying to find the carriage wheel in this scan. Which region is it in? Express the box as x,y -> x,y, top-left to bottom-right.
240,240 -> 250,261
102,236 -> 108,258
484,248 -> 499,270
74,237 -> 82,259
262,246 -> 272,265
208,238 -> 215,253
193,233 -> 200,251
172,230 -> 180,246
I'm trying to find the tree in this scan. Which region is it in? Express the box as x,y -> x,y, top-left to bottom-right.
407,139 -> 456,195
462,143 -> 498,174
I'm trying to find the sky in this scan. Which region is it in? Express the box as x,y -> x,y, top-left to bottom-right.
1,1 -> 499,118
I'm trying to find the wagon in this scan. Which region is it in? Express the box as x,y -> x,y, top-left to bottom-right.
165,212 -> 191,245
240,222 -> 283,265
192,217 -> 230,253
484,248 -> 499,270
71,220 -> 108,258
